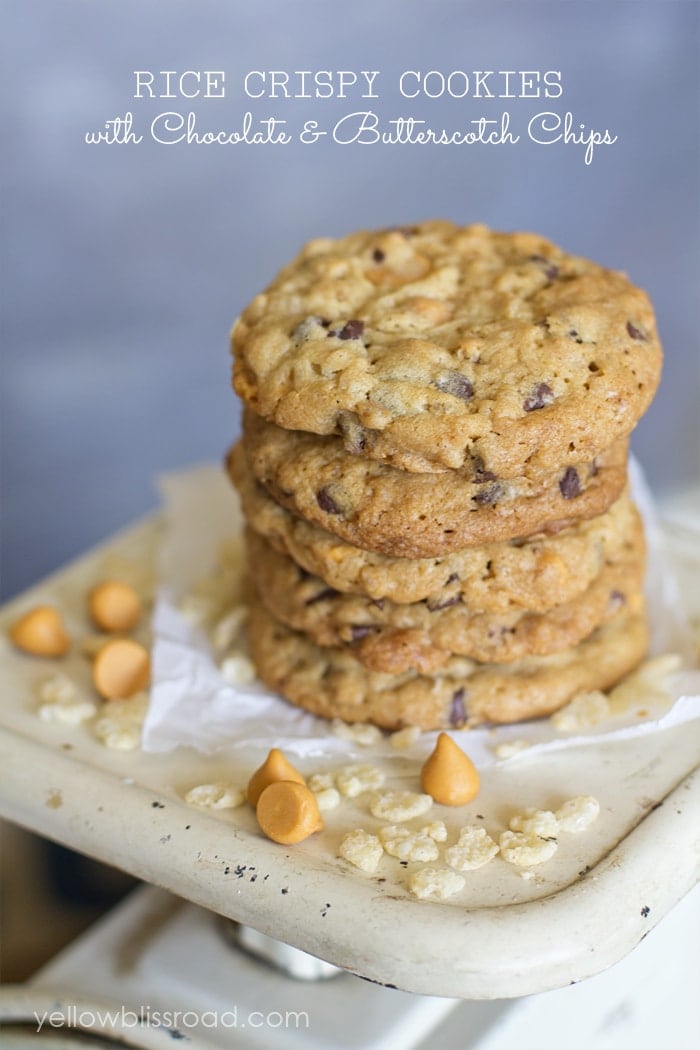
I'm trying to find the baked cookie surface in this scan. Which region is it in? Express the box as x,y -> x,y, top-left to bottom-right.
248,515 -> 646,671
241,412 -> 629,556
247,598 -> 650,729
232,221 -> 662,475
230,444 -> 640,610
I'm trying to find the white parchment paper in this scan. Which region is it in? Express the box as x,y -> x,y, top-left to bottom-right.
142,459 -> 700,763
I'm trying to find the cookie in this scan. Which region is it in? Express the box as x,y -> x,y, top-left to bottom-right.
230,443 -> 640,612
232,222 -> 662,476
247,598 -> 650,729
249,521 -> 646,671
241,411 -> 629,556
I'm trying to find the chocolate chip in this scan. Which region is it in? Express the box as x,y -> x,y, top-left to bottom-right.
372,248 -> 385,263
305,587 -> 338,606
523,382 -> 554,412
559,467 -> 581,500
436,372 -> 474,401
472,457 -> 497,483
626,321 -> 648,341
568,328 -> 584,344
426,594 -> 462,612
445,572 -> 459,585
472,483 -> 503,506
316,487 -> 342,514
350,625 -> 373,640
530,254 -> 559,280
370,598 -> 385,610
331,319 -> 365,341
449,688 -> 466,727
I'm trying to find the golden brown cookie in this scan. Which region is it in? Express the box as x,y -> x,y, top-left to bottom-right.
230,443 -> 640,612
241,411 -> 629,556
232,221 -> 662,476
248,516 -> 646,671
247,597 -> 650,729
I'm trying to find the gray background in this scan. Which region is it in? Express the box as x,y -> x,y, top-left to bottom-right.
2,0 -> 699,599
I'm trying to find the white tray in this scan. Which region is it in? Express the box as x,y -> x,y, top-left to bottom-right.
0,504 -> 698,1000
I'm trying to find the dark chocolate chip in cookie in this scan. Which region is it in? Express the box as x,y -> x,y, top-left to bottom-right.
530,254 -> 560,280
426,594 -> 462,612
436,371 -> 474,401
559,467 -> 582,500
626,321 -> 648,342
331,319 -> 365,341
316,487 -> 342,514
351,625 -> 374,641
472,483 -> 504,506
523,382 -> 554,412
450,688 -> 467,727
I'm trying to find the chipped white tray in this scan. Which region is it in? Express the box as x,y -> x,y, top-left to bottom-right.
0,501 -> 699,1000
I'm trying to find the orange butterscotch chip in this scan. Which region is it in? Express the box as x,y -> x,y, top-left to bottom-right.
89,580 -> 142,633
92,638 -> 150,700
9,605 -> 71,658
247,747 -> 305,807
256,781 -> 323,845
420,732 -> 480,806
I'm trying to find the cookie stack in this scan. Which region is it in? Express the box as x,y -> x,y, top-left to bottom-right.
228,222 -> 662,730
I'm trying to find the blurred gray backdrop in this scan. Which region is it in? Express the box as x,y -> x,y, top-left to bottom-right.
2,0 -> 699,598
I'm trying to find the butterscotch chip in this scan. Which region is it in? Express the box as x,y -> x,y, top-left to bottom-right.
421,733 -> 480,806
232,222 -> 662,478
246,748 -> 305,807
9,605 -> 71,657
256,781 -> 323,845
88,580 -> 142,633
92,638 -> 150,700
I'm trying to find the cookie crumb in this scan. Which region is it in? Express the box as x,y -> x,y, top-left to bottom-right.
509,808 -> 559,839
389,726 -> 421,749
379,825 -> 439,863
338,829 -> 383,873
555,796 -> 600,833
184,784 -> 245,809
445,826 -> 499,871
331,719 -> 383,746
408,867 -> 465,901
336,764 -> 386,798
550,690 -> 610,731
369,790 -> 433,822
499,830 -> 558,867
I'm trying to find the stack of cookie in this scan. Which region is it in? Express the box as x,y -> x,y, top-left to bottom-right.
228,222 -> 662,730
